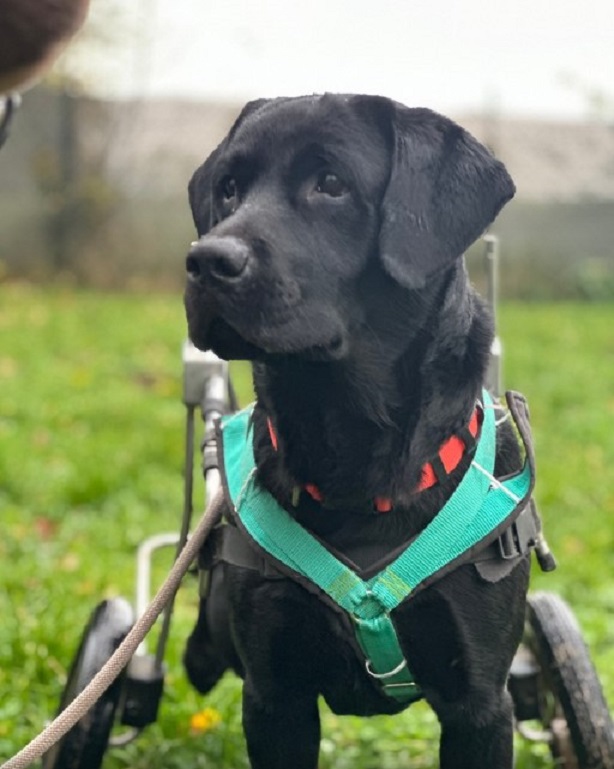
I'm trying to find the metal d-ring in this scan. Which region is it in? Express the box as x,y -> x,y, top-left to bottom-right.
365,657 -> 408,680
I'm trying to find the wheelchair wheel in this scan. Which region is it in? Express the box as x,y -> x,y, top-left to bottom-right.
525,591 -> 614,769
43,598 -> 135,769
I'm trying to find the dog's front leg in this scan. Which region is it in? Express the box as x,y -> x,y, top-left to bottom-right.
437,689 -> 515,769
242,676 -> 320,769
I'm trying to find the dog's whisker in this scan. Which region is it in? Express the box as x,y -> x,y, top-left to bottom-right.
470,461 -> 522,503
481,402 -> 511,426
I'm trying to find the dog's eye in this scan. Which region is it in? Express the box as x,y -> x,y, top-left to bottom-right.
315,172 -> 348,198
221,176 -> 238,201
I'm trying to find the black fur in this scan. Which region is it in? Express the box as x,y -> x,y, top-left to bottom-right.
183,94 -> 527,769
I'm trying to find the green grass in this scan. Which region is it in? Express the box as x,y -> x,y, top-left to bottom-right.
0,284 -> 612,767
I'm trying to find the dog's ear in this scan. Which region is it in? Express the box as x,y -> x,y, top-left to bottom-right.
378,104 -> 515,289
188,98 -> 273,235
188,143 -> 225,236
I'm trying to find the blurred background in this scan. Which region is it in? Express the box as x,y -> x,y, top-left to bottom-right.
0,0 -> 613,297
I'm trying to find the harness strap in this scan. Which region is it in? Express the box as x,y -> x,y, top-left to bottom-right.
226,391 -> 496,616
199,523 -> 284,579
355,614 -> 420,700
219,389 -> 535,704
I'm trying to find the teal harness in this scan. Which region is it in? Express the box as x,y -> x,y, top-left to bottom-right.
219,389 -> 534,705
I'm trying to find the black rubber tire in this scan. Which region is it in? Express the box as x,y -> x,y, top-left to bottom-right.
42,598 -> 135,769
525,591 -> 614,769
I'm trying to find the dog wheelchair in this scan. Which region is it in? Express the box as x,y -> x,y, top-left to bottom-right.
42,237 -> 614,769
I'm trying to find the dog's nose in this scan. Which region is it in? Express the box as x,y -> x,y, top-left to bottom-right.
186,236 -> 250,283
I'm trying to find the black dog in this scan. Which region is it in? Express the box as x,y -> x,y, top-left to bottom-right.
183,94 -> 529,769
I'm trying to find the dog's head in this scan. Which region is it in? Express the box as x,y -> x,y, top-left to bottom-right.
184,94 -> 514,361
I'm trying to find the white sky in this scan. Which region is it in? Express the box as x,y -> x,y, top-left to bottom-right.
85,0 -> 613,120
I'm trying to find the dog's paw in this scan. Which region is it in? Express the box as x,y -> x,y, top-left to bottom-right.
183,633 -> 227,694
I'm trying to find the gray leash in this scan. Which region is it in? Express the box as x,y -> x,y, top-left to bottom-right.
1,490 -> 225,769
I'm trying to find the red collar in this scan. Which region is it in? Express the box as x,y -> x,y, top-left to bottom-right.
267,406 -> 481,514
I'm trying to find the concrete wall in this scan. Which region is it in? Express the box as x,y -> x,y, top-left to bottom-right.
1,88 -> 613,294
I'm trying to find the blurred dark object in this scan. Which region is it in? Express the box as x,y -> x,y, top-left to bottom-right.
0,0 -> 90,95
0,93 -> 21,148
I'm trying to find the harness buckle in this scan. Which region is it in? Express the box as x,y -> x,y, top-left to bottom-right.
498,502 -> 538,560
498,526 -> 519,560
